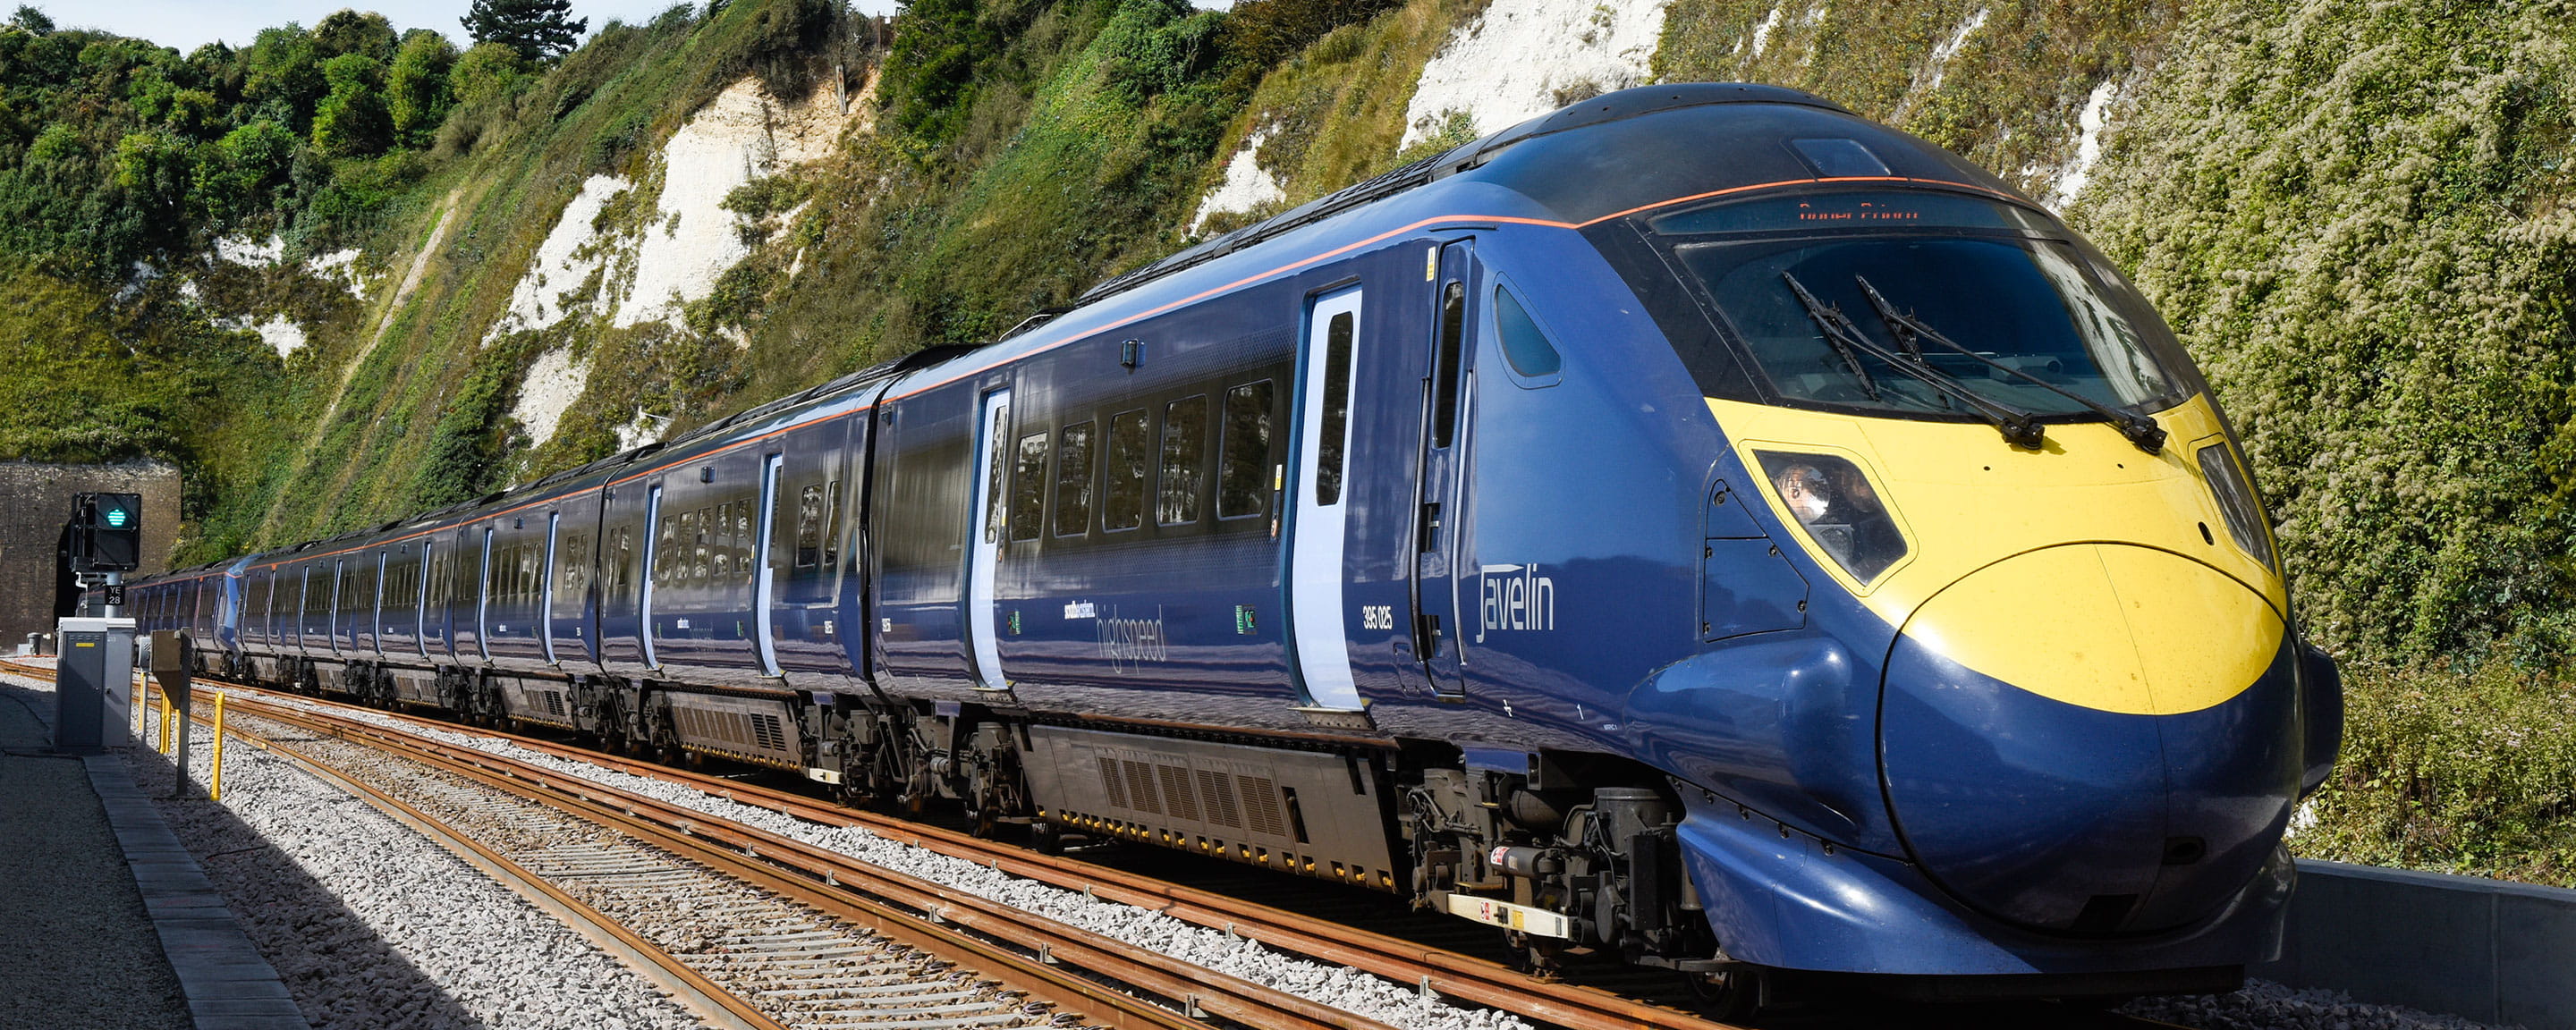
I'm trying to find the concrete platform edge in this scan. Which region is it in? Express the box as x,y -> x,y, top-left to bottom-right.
82,753 -> 311,1030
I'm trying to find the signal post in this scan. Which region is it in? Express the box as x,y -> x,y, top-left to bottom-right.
55,492 -> 142,752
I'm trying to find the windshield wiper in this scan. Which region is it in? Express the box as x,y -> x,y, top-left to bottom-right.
1855,275 -> 2168,454
1781,273 -> 2046,449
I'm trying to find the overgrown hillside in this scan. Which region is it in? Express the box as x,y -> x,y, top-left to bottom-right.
7,0 -> 2576,881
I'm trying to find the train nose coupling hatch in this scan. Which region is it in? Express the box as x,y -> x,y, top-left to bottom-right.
1877,543 -> 2303,934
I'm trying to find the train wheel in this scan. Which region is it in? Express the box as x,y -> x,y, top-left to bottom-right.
1688,965 -> 1766,1023
1030,822 -> 1062,856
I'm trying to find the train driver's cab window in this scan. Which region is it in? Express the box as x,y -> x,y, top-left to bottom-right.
1157,395 -> 1208,526
1219,381 -> 1274,519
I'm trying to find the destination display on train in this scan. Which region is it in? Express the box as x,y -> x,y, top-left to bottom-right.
1650,190 -> 2044,235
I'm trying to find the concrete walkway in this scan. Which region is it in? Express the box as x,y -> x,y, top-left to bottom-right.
0,676 -> 308,1030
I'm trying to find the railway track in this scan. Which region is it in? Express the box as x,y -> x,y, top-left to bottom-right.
5,659 -> 2183,1030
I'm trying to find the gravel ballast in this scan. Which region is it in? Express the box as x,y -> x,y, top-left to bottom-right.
38,674 -> 714,1030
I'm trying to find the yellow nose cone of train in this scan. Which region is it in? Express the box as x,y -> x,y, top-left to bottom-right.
1905,544 -> 2281,716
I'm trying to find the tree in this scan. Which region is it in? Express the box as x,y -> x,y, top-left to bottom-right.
310,52 -> 390,157
313,8 -> 396,61
461,0 -> 587,62
386,30 -> 457,145
448,41 -> 530,110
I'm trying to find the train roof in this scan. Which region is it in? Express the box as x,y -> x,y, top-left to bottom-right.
1078,82 -> 2025,308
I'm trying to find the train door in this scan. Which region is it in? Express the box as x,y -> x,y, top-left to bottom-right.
416,541 -> 434,656
1413,239 -> 1480,699
752,452 -> 784,677
639,483 -> 665,671
476,528 -> 496,663
372,550 -> 389,656
1288,287 -> 1366,711
964,388 -> 1013,691
540,511 -> 561,664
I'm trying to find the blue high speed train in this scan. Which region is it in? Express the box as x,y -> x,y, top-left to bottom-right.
122,84 -> 2342,1005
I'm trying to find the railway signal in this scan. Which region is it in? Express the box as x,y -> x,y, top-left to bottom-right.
72,492 -> 143,571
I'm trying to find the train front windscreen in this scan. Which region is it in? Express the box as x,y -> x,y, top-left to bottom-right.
1645,189 -> 2203,423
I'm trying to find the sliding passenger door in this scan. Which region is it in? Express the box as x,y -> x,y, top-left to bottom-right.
964,388 -> 1013,691
1287,287 -> 1364,712
753,452 -> 784,676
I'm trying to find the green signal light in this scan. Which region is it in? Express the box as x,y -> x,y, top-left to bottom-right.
105,508 -> 129,528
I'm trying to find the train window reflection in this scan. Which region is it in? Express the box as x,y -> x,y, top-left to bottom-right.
1677,234 -> 2180,418
795,485 -> 823,567
1432,282 -> 1465,447
1012,432 -> 1048,542
821,478 -> 843,566
1158,395 -> 1208,526
1317,313 -> 1354,506
1055,421 -> 1096,537
1106,409 -> 1148,531
1220,381 -> 1273,519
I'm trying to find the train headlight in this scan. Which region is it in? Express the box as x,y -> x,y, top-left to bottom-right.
1753,451 -> 1909,582
2196,443 -> 2276,569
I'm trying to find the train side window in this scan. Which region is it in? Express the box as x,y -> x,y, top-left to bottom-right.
795,485 -> 824,567
654,513 -> 675,587
1054,421 -> 1096,537
1158,394 -> 1208,526
680,509 -> 702,585
1432,280 -> 1466,447
1318,311 -> 1356,505
1011,432 -> 1048,542
822,478 -> 843,567
713,503 -> 735,585
1219,381 -> 1275,519
608,527 -> 631,595
562,534 -> 588,593
1493,284 -> 1563,381
1105,409 -> 1149,531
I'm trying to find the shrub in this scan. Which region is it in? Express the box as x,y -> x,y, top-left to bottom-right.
450,40 -> 533,112
311,53 -> 393,157
387,30 -> 459,147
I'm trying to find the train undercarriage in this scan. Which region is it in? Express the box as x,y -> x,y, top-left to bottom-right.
223,654 -> 1724,990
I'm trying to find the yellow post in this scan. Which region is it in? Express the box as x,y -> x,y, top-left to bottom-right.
159,690 -> 174,756
133,679 -> 145,739
208,692 -> 225,802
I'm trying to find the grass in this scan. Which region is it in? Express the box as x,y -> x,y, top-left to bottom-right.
2298,661 -> 2576,886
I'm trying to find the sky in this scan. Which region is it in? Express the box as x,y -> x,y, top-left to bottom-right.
29,1 -> 901,53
